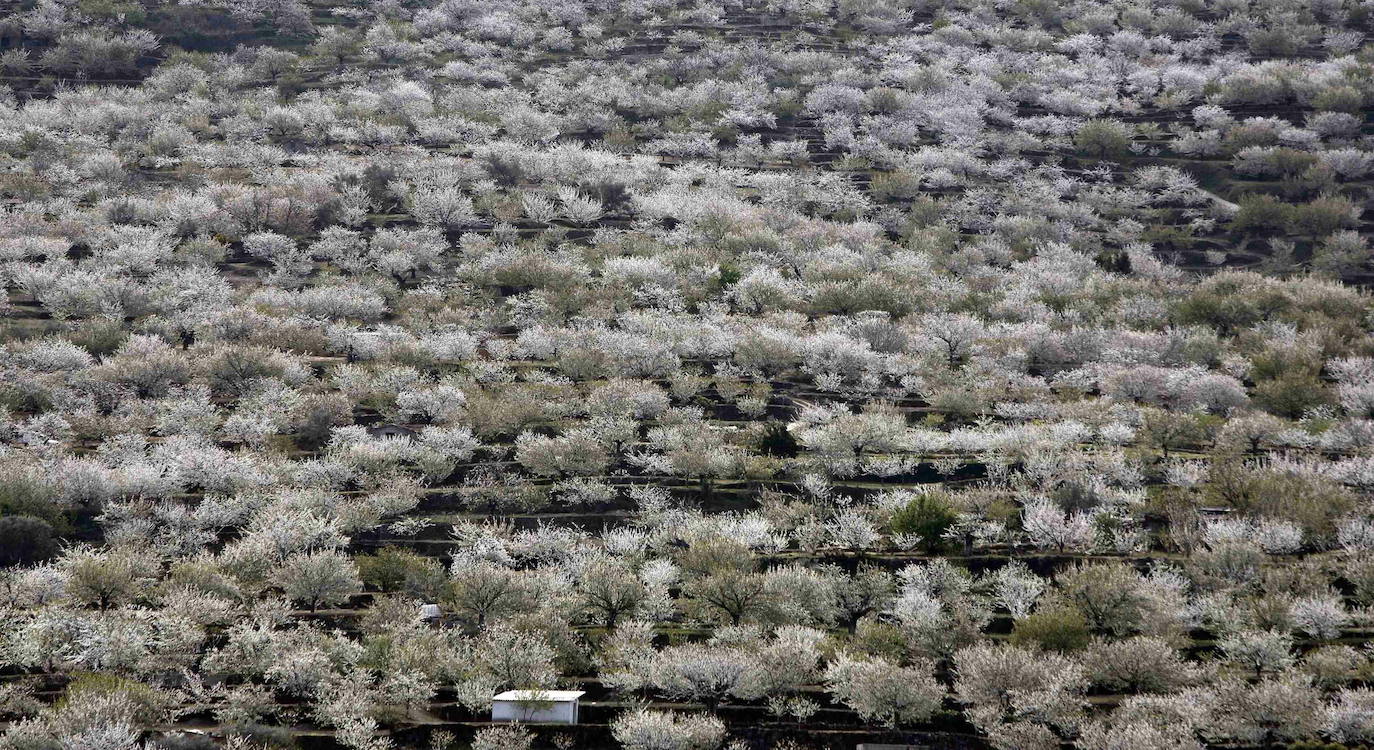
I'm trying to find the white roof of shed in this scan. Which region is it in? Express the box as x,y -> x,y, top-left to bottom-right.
492,690 -> 586,702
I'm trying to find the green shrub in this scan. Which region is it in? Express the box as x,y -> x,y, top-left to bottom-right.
0,516 -> 59,567
1074,119 -> 1132,158
1206,461 -> 1356,539
1232,193 -> 1294,233
890,491 -> 958,552
0,476 -> 68,533
1312,86 -> 1365,114
1233,193 -> 1357,237
1224,122 -> 1283,152
1253,373 -> 1334,419
66,319 -> 128,357
1247,28 -> 1299,57
870,170 -> 922,201
1009,606 -> 1092,652
1295,194 -> 1358,236
357,547 -> 444,597
1249,344 -> 1322,382
1268,148 -> 1320,178
1140,409 -> 1210,458
849,619 -> 912,662
57,672 -> 176,725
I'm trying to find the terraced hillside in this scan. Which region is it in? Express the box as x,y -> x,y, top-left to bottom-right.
2,0 -> 1374,749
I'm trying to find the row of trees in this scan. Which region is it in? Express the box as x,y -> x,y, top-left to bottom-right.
1,0 -> 1374,748
7,518 -> 1374,749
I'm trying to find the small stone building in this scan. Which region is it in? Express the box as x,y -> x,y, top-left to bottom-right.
367,423 -> 419,440
490,690 -> 586,724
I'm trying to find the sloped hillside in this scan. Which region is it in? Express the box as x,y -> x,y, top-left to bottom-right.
1,1 -> 1374,749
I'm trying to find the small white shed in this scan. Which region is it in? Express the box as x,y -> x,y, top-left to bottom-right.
418,603 -> 441,621
491,690 -> 585,724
